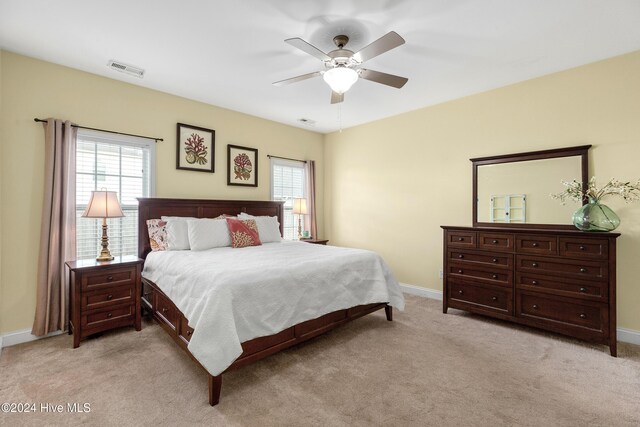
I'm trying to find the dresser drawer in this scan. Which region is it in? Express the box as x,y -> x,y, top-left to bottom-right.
448,262 -> 512,286
82,267 -> 136,291
516,255 -> 607,281
155,291 -> 178,331
515,235 -> 557,255
448,250 -> 512,269
559,237 -> 609,260
516,273 -> 607,302
82,285 -> 134,311
478,233 -> 514,252
446,231 -> 477,248
449,281 -> 512,314
83,304 -> 134,329
517,292 -> 606,334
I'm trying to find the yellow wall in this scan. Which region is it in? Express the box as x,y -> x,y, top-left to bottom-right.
0,51 -> 324,334
325,51 -> 640,331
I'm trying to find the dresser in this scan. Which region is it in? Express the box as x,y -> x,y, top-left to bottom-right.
441,226 -> 619,356
66,256 -> 143,348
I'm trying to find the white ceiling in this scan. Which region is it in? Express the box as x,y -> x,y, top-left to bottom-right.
1,0 -> 639,133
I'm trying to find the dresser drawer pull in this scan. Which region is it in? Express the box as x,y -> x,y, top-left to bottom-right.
107,275 -> 113,281
106,294 -> 113,300
491,296 -> 497,301
579,313 -> 586,319
492,240 -> 498,244
458,269 -> 463,274
579,287 -> 587,293
531,280 -> 538,285
580,268 -> 587,273
492,258 -> 498,263
532,304 -> 538,309
458,254 -> 464,259
532,242 -> 539,247
458,237 -> 464,242
458,290 -> 464,295
579,245 -> 586,251
107,312 -> 113,318
532,262 -> 538,268
491,274 -> 498,279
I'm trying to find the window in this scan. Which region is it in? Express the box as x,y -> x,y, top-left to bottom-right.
76,130 -> 155,259
271,158 -> 306,240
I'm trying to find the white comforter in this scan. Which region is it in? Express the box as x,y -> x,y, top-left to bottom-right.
143,241 -> 404,376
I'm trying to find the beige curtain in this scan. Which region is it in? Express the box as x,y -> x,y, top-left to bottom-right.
305,160 -> 318,239
32,119 -> 77,336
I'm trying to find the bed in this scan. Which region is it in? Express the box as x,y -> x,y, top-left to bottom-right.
137,198 -> 404,406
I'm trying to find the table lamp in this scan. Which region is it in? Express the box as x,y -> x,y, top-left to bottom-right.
292,198 -> 308,240
82,190 -> 124,261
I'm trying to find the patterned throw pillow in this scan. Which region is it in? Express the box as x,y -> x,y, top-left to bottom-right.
226,218 -> 262,248
147,219 -> 168,251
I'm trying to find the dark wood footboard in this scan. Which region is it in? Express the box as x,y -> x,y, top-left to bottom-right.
142,278 -> 392,406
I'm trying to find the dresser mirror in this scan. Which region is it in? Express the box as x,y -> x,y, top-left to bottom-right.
472,145 -> 590,229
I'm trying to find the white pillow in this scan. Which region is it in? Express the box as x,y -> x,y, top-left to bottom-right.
187,219 -> 232,251
238,213 -> 282,243
161,216 -> 197,250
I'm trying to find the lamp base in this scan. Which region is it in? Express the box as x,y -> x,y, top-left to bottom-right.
96,251 -> 114,262
96,219 -> 114,262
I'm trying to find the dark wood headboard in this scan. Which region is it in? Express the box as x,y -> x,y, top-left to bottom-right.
137,198 -> 284,260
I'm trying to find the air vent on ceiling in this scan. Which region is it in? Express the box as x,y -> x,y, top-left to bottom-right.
298,118 -> 316,126
107,60 -> 145,78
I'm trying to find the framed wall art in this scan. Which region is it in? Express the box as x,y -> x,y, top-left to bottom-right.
227,144 -> 258,187
176,123 -> 215,172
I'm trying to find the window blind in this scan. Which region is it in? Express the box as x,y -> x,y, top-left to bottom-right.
76,130 -> 155,259
271,158 -> 306,240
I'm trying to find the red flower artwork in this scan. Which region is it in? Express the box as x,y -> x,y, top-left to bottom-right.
184,133 -> 208,165
233,153 -> 252,180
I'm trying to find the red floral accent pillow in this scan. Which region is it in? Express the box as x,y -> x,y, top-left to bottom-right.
226,218 -> 261,248
147,219 -> 168,251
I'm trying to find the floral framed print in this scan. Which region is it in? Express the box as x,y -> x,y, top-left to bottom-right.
176,123 -> 215,172
227,144 -> 258,187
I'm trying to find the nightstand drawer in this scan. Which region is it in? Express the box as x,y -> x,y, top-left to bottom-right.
83,286 -> 134,311
82,267 -> 135,291
83,304 -> 134,329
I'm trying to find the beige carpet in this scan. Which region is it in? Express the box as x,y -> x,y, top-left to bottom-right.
1,295 -> 639,427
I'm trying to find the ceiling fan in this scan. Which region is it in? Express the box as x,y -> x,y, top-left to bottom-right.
273,31 -> 408,104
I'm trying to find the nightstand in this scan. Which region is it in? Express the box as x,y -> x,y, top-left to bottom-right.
300,238 -> 329,245
66,255 -> 143,348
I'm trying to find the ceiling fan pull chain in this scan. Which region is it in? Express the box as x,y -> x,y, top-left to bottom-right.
338,104 -> 343,133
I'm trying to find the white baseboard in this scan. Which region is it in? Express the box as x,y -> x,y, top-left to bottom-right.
399,283 -> 640,346
1,328 -> 63,349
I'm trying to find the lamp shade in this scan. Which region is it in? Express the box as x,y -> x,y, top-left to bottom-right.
82,190 -> 124,218
323,67 -> 358,94
292,198 -> 308,215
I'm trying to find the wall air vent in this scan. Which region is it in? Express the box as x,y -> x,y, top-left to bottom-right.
107,60 -> 145,78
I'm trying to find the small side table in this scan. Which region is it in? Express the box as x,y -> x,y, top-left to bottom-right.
66,255 -> 143,348
300,238 -> 329,245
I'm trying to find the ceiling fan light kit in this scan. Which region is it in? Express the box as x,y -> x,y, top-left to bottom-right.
274,31 -> 408,104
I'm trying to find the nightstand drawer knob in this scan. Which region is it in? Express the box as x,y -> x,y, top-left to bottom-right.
458,269 -> 463,274
579,313 -> 586,319
458,254 -> 464,259
532,280 -> 538,285
491,274 -> 498,279
532,242 -> 539,247
458,290 -> 464,295
532,262 -> 538,268
579,287 -> 587,293
580,268 -> 587,273
532,304 -> 538,309
107,275 -> 113,281
458,237 -> 464,242
492,258 -> 498,263
491,296 -> 497,301
107,312 -> 113,318
106,294 -> 113,300
579,246 -> 586,251
492,240 -> 498,244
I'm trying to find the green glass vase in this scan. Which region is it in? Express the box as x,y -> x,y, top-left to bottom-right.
572,199 -> 620,232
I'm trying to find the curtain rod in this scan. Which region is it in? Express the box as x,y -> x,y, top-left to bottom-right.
34,118 -> 163,142
267,154 -> 307,163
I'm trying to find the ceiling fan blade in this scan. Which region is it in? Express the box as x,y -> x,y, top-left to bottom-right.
273,71 -> 322,87
330,91 -> 344,104
285,38 -> 331,61
352,31 -> 405,63
359,69 -> 408,89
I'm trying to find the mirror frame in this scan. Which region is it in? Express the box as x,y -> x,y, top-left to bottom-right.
472,145 -> 591,229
